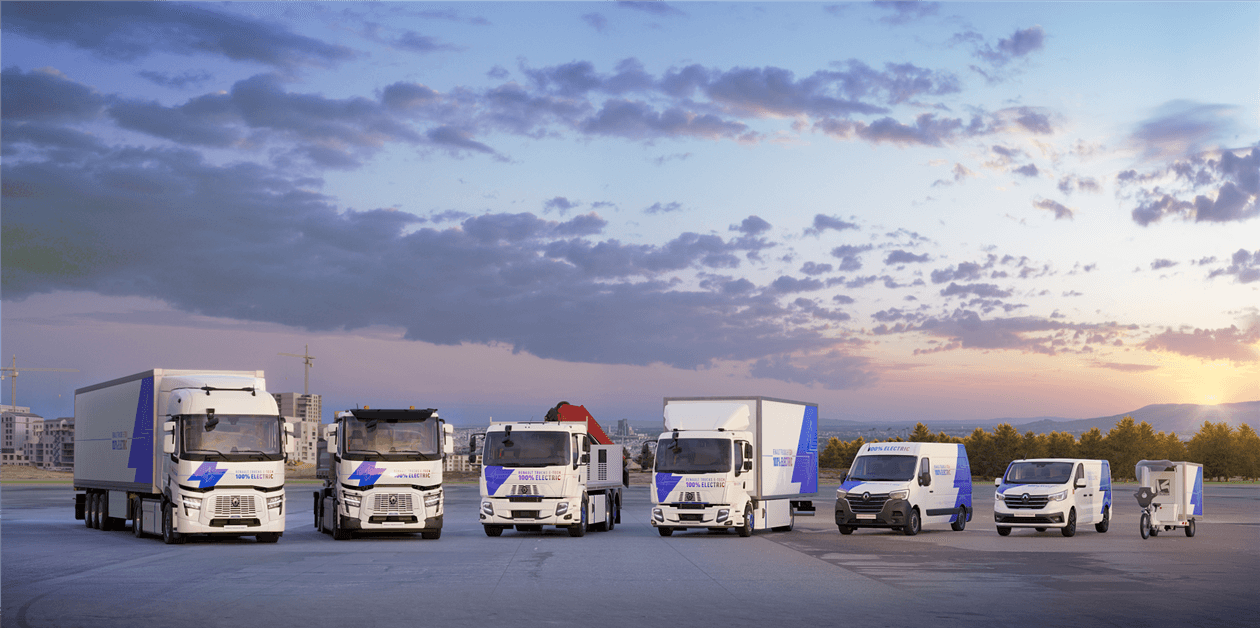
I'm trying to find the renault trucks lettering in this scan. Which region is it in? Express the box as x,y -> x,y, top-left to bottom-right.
74,369 -> 294,544
994,458 -> 1113,537
316,408 -> 454,540
651,397 -> 818,537
476,402 -> 624,537
835,442 -> 972,536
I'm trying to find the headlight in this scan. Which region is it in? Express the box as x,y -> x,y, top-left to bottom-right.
836,489 -> 848,498
716,508 -> 730,523
652,508 -> 664,522
481,501 -> 494,516
1048,490 -> 1068,502
343,493 -> 362,508
181,496 -> 202,510
888,489 -> 909,500
266,495 -> 283,509
994,491 -> 1005,502
555,502 -> 569,516
424,491 -> 441,508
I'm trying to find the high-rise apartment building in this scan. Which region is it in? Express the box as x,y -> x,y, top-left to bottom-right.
272,393 -> 322,465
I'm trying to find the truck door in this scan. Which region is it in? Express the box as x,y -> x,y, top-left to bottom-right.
1074,463 -> 1093,523
918,457 -> 938,514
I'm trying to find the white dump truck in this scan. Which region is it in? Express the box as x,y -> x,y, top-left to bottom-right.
74,369 -> 294,544
315,407 -> 454,540
475,402 -> 624,537
651,397 -> 818,537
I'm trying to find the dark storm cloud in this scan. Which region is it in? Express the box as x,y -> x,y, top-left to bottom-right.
1122,147 -> 1259,226
1,67 -> 109,121
1142,325 -> 1260,364
5,1 -> 354,70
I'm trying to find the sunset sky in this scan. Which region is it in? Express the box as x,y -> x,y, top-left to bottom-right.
3,1 -> 1258,426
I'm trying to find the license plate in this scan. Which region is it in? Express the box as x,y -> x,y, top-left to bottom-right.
1016,512 -> 1034,517
856,514 -> 876,520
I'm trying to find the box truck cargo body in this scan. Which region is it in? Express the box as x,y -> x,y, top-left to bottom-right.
315,408 -> 454,540
835,442 -> 972,536
994,458 -> 1113,536
651,397 -> 818,537
74,369 -> 294,543
476,402 -> 623,537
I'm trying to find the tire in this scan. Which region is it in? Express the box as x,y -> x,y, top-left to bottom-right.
1095,506 -> 1110,533
838,526 -> 854,535
256,532 -> 280,543
1061,508 -> 1077,537
331,514 -> 351,541
87,493 -> 98,529
1149,526 -> 1159,537
902,508 -> 921,536
162,501 -> 184,545
133,501 -> 144,538
484,525 -> 503,537
1139,511 -> 1151,539
1185,519 -> 1195,537
737,504 -> 753,538
658,526 -> 673,537
951,506 -> 967,531
569,496 -> 588,537
996,526 -> 1011,537
313,492 -> 322,530
421,528 -> 441,540
605,498 -> 615,532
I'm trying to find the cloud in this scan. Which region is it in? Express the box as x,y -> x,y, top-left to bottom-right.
972,25 -> 1046,67
1,67 -> 109,122
392,31 -> 459,54
829,244 -> 873,271
1033,198 -> 1074,220
644,201 -> 683,215
137,69 -> 214,89
618,1 -> 686,17
769,276 -> 825,294
930,261 -> 984,284
1150,259 -> 1178,271
1208,249 -> 1260,284
872,1 -> 940,25
5,2 -> 354,70
1142,324 -> 1260,364
800,262 -> 834,276
582,13 -> 609,33
940,283 -> 1012,299
1092,362 -> 1160,373
882,310 -> 1133,356
805,214 -> 859,236
884,250 -> 930,265
1013,163 -> 1039,177
750,351 -> 877,390
731,215 -> 772,235
544,196 -> 581,216
1122,147 -> 1259,226
1129,100 -> 1244,162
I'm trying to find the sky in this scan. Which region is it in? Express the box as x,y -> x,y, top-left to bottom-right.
3,1 -> 1258,427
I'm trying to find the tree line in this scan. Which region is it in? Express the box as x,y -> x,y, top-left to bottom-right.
818,417 -> 1260,481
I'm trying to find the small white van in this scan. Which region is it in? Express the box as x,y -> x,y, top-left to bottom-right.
835,442 -> 973,536
993,458 -> 1112,537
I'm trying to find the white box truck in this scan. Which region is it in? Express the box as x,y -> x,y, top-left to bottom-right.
994,458 -> 1113,537
650,397 -> 818,537
835,442 -> 972,536
74,369 -> 295,544
474,402 -> 624,537
315,407 -> 454,540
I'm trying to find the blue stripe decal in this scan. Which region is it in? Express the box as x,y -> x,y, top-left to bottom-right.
349,461 -> 385,487
484,466 -> 514,495
1190,466 -> 1204,516
951,444 -> 973,521
127,376 -> 155,484
655,473 -> 683,503
790,405 -> 818,493
1101,460 -> 1112,514
840,480 -> 864,492
187,461 -> 226,488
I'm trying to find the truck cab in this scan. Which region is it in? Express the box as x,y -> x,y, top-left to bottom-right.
316,408 -> 453,540
994,458 -> 1112,537
476,402 -> 623,537
835,442 -> 972,536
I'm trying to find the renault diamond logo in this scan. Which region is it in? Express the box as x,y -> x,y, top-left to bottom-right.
389,494 -> 398,505
231,496 -> 241,508
862,492 -> 870,502
1021,493 -> 1030,505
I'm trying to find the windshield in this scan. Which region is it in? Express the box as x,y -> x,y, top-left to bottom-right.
846,454 -> 917,482
1004,461 -> 1074,485
482,431 -> 569,468
181,415 -> 282,461
342,419 -> 441,461
654,438 -> 731,474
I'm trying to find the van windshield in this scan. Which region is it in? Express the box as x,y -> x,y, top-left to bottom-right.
1004,461 -> 1074,485
655,438 -> 731,474
483,431 -> 569,468
846,455 -> 917,482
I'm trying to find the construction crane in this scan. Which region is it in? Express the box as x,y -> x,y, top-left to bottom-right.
0,355 -> 78,409
278,344 -> 315,395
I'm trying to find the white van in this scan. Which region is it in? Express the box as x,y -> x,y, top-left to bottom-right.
993,458 -> 1112,537
835,442 -> 973,536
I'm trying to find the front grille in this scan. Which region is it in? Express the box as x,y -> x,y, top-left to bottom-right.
1005,494 -> 1050,509
846,493 -> 889,514
511,510 -> 540,519
372,494 -> 413,514
508,495 -> 543,503
674,502 -> 706,510
678,513 -> 705,522
213,495 -> 257,517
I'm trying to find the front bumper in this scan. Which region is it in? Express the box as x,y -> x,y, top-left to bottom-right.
835,497 -> 912,529
651,504 -> 738,529
479,498 -> 577,527
174,489 -> 285,534
343,488 -> 443,531
993,507 -> 1067,527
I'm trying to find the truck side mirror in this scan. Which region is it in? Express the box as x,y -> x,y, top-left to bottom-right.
162,421 -> 176,454
918,471 -> 931,486
1074,478 -> 1086,489
467,434 -> 478,464
743,443 -> 753,471
326,424 -> 339,457
994,478 -> 1002,487
443,423 -> 454,456
581,453 -> 590,465
283,422 -> 296,456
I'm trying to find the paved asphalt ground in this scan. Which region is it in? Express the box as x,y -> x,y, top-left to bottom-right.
3,481 -> 1257,627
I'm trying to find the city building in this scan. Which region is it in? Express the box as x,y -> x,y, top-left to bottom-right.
2,405 -> 41,466
272,393 -> 322,466
25,418 -> 74,471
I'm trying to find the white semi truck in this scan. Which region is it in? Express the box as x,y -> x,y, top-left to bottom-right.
651,397 -> 818,537
74,369 -> 294,544
475,402 -> 624,537
315,407 -> 454,540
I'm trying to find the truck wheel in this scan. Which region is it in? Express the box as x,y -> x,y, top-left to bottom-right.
256,533 -> 280,543
86,493 -> 98,529
604,498 -> 614,532
332,515 -> 352,541
162,501 -> 184,545
738,504 -> 753,537
313,491 -> 322,530
421,528 -> 441,540
1139,511 -> 1151,539
1095,506 -> 1110,533
569,497 -> 588,537
657,527 -> 673,537
902,508 -> 921,536
951,506 -> 967,531
1185,519 -> 1195,537
996,526 -> 1011,537
1061,508 -> 1077,537
484,525 -> 503,537
133,501 -> 144,538
838,526 -> 854,535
